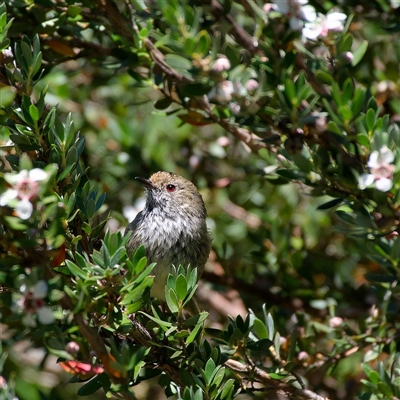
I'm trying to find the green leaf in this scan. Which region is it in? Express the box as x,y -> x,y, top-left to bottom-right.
66,146 -> 78,167
317,198 -> 343,210
195,30 -> 211,57
357,133 -> 369,147
175,274 -> 188,300
77,376 -> 103,396
204,359 -> 216,384
377,382 -> 393,397
351,41 -> 368,66
153,97 -> 172,110
121,276 -> 153,310
86,198 -> 96,219
165,288 -> 179,314
110,247 -> 126,267
224,43 -> 240,67
0,86 -> 16,106
327,121 -> 343,136
32,51 -> 42,76
186,320 -> 203,345
338,105 -> 353,122
284,78 -> 296,104
164,54 -> 192,72
4,216 -> 28,230
132,245 -> 146,266
139,310 -> 173,329
335,210 -> 356,225
68,5 -> 82,17
220,379 -> 234,399
183,36 -> 196,55
183,311 -> 208,328
365,108 -> 376,133
351,87 -> 366,116
266,313 -> 274,339
131,256 -> 147,276
134,262 -> 155,284
338,33 -> 353,53
19,153 -> 33,170
20,40 -> 33,68
65,260 -> 87,279
275,169 -> 306,180
315,70 -> 334,84
252,317 -> 269,339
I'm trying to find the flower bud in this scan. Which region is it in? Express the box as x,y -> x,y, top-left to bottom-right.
212,57 -> 231,73
66,341 -> 80,355
0,376 -> 6,389
341,51 -> 354,64
329,317 -> 343,328
245,79 -> 259,95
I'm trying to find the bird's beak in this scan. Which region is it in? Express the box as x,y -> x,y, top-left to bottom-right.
135,176 -> 155,189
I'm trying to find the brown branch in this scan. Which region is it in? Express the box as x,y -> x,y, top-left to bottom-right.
89,0 -> 267,153
206,0 -> 259,57
42,261 -> 135,398
126,316 -> 185,388
45,257 -> 184,394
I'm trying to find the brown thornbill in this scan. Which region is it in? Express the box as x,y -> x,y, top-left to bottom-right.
125,171 -> 212,300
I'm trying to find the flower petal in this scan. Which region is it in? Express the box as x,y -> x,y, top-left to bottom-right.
0,189 -> 18,206
379,145 -> 394,164
299,5 -> 317,22
33,280 -> 48,299
15,199 -> 33,220
29,168 -> 48,181
375,178 -> 393,192
37,306 -> 55,325
302,22 -> 323,39
358,174 -> 375,189
367,151 -> 379,168
326,12 -> 347,24
326,18 -> 344,31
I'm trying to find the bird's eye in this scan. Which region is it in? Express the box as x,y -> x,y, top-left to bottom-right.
166,184 -> 176,193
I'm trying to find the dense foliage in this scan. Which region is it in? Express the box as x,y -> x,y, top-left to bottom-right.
1,1 -> 400,399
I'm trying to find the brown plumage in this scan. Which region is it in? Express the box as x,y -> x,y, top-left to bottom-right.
125,171 -> 212,300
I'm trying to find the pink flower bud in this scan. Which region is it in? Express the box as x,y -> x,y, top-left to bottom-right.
329,317 -> 343,328
212,57 -> 231,73
246,79 -> 259,95
66,341 -> 81,355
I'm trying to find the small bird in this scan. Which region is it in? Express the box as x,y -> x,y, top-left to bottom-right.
125,171 -> 212,300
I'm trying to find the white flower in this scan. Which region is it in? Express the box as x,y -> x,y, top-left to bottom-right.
359,146 -> 395,192
1,168 -> 48,219
302,20 -> 323,40
325,12 -> 347,31
273,0 -> 318,33
302,11 -> 347,40
208,80 -> 235,103
16,280 -> 55,327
